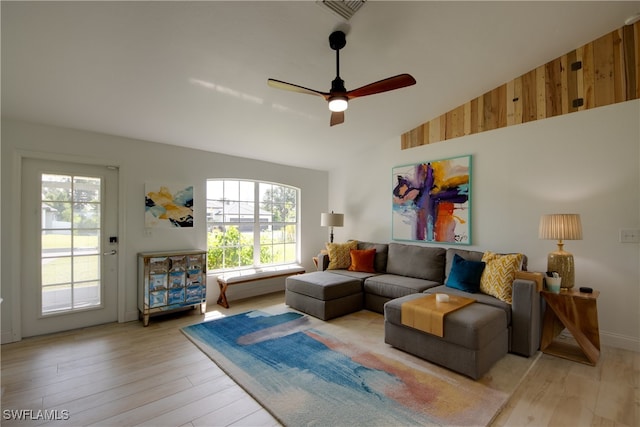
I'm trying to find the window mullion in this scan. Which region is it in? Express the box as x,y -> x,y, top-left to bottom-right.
71,176 -> 75,309
253,183 -> 260,267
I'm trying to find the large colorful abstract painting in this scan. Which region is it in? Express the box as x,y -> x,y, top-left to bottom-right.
392,155 -> 471,244
145,183 -> 194,228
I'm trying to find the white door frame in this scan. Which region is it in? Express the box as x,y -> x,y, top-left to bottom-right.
10,150 -> 127,341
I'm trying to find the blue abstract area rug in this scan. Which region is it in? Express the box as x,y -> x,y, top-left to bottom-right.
182,309 -> 536,426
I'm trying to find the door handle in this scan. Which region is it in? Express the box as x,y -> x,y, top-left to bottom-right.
103,250 -> 117,256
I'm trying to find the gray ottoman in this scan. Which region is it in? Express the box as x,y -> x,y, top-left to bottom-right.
285,271 -> 363,320
384,293 -> 508,379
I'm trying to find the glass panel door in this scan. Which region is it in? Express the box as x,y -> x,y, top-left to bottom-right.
21,158 -> 118,337
41,174 -> 103,314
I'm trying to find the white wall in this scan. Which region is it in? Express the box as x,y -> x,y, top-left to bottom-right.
1,119 -> 329,343
329,100 -> 640,352
3,101 -> 639,350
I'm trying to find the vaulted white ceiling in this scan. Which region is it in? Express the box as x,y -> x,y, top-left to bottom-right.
2,1 -> 638,170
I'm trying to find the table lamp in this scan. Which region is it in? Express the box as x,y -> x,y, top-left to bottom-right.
539,214 -> 583,289
321,211 -> 344,243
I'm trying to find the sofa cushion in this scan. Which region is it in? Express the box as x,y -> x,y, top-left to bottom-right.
326,241 -> 358,270
326,269 -> 379,281
424,285 -> 512,326
385,293 -> 507,350
348,249 -> 376,273
286,271 -> 361,300
364,274 -> 440,299
446,253 -> 485,293
386,243 -> 445,282
480,251 -> 524,304
357,241 -> 388,273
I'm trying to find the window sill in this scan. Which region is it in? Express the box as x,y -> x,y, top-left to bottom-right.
213,264 -> 305,284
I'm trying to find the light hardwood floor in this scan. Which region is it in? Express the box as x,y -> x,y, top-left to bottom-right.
1,292 -> 638,427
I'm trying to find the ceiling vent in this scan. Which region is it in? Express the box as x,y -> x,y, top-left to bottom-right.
317,0 -> 366,21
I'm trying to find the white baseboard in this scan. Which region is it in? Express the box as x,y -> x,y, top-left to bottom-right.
124,309 -> 140,323
1,330 -> 19,344
600,331 -> 640,353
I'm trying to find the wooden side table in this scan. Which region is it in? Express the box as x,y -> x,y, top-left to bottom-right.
540,288 -> 600,365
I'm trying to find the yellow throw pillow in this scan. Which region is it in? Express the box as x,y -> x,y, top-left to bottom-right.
479,251 -> 524,303
326,241 -> 358,270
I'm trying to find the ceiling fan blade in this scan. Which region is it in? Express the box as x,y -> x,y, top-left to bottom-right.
347,74 -> 416,99
267,79 -> 329,99
330,111 -> 345,126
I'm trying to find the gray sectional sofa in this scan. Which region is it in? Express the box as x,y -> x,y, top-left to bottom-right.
285,241 -> 542,379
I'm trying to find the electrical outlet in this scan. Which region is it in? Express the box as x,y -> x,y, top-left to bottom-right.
619,229 -> 640,243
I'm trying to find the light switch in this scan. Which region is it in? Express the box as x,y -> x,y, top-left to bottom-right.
619,229 -> 640,243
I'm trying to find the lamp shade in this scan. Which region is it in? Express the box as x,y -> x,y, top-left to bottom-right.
539,214 -> 583,240
539,213 -> 582,289
320,212 -> 344,227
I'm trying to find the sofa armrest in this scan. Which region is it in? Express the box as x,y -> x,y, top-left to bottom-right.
317,252 -> 330,271
510,278 -> 542,356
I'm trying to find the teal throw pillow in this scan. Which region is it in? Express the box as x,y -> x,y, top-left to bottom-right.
446,253 -> 486,293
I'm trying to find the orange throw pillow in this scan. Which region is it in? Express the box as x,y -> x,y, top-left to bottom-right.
348,249 -> 377,273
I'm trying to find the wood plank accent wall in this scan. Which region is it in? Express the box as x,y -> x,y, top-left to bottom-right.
401,22 -> 640,150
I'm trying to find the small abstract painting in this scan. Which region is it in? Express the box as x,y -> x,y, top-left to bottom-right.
392,155 -> 471,244
145,183 -> 194,228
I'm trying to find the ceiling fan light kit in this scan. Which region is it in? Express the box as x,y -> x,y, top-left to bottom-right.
328,97 -> 348,112
268,30 -> 416,126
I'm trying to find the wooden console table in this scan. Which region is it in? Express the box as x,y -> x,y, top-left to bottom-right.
540,288 -> 600,366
